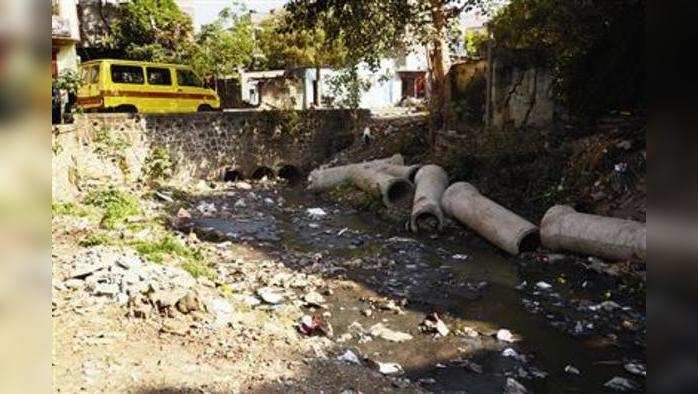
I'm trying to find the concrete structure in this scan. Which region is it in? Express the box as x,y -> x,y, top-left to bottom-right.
52,0 -> 81,76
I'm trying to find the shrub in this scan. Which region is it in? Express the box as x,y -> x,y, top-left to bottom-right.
85,187 -> 141,229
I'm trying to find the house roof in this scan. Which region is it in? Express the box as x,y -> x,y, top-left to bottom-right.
243,70 -> 287,80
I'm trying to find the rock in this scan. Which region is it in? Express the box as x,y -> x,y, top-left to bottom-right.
161,320 -> 188,336
336,333 -> 352,343
369,323 -> 413,342
604,377 -> 638,391
624,363 -> 646,377
590,300 -> 621,312
70,262 -> 110,280
504,377 -> 528,394
496,329 -> 516,343
234,199 -> 247,209
362,309 -> 372,317
242,295 -> 261,307
367,360 -> 403,375
418,378 -> 437,385
236,181 -> 252,190
64,278 -> 85,290
303,291 -> 325,306
451,254 -> 469,260
263,197 -> 275,205
257,287 -> 284,304
536,281 -> 553,290
306,208 -> 327,219
420,312 -> 449,337
337,349 -> 361,365
116,255 -> 142,270
176,292 -> 200,314
461,359 -> 483,374
564,365 -> 581,375
92,283 -> 119,297
460,326 -> 479,338
206,298 -> 235,329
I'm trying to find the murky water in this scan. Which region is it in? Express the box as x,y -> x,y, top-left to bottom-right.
192,184 -> 645,393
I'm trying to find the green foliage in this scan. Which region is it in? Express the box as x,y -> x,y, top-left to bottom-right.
85,187 -> 141,229
132,233 -> 200,263
489,0 -> 645,116
52,70 -> 82,94
181,260 -> 217,281
255,11 -> 348,71
111,0 -> 195,63
52,202 -> 88,217
144,148 -> 173,182
190,6 -> 255,79
79,233 -> 113,247
463,30 -> 488,58
92,127 -> 131,156
326,66 -> 371,109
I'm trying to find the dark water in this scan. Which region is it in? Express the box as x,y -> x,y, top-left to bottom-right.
191,185 -> 646,393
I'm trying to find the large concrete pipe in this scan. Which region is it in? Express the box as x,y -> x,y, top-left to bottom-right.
540,205 -> 646,261
373,164 -> 422,182
350,167 -> 413,206
441,182 -> 539,255
307,154 -> 404,191
410,165 -> 449,233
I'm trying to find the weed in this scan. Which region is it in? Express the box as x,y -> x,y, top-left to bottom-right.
131,234 -> 202,264
85,186 -> 141,229
181,260 -> 217,281
144,148 -> 173,183
79,233 -> 113,247
52,202 -> 87,217
92,127 -> 131,156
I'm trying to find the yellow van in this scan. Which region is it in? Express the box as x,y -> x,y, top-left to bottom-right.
77,59 -> 220,113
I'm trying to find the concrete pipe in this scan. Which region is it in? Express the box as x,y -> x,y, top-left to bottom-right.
350,167 -> 413,206
540,205 -> 646,261
307,154 -> 404,191
373,164 -> 422,182
441,182 -> 539,255
410,165 -> 449,233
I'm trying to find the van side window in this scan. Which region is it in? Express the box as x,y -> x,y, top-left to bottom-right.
176,69 -> 202,87
147,67 -> 172,86
111,65 -> 144,84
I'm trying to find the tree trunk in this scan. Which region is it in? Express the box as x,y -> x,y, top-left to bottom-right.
428,0 -> 450,148
314,65 -> 322,107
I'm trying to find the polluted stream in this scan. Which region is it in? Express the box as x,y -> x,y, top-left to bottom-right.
185,182 -> 646,393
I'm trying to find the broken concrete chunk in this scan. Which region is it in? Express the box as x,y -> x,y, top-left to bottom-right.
303,291 -> 326,306
441,182 -> 538,255
496,329 -> 516,343
504,377 -> 528,394
256,287 -> 284,304
369,323 -> 413,342
306,208 -> 327,219
367,360 -> 404,375
337,349 -> 361,365
420,312 -> 450,337
92,283 -> 119,297
541,205 -> 646,261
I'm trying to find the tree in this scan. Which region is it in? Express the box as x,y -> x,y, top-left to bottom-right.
256,12 -> 348,106
285,0 -> 487,139
111,0 -> 195,63
190,7 -> 256,83
488,0 -> 645,117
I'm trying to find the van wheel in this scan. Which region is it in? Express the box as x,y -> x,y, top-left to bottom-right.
114,105 -> 138,113
197,104 -> 215,112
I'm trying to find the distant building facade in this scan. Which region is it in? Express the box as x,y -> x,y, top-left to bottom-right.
52,0 -> 81,76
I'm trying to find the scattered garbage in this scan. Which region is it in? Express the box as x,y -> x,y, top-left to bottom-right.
418,377 -> 437,385
504,377 -> 528,393
441,182 -> 538,255
604,376 -> 638,391
367,360 -> 404,375
337,349 -> 361,365
496,329 -> 516,343
369,323 -> 413,342
420,312 -> 450,337
564,365 -> 581,375
624,362 -> 646,377
297,314 -> 333,337
536,281 -> 553,290
306,208 -> 328,219
541,205 -> 646,261
451,254 -> 469,260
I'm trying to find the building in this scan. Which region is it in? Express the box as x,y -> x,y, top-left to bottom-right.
52,0 -> 81,77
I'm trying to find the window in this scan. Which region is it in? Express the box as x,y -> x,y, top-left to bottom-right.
147,67 -> 172,86
176,69 -> 202,87
110,65 -> 144,84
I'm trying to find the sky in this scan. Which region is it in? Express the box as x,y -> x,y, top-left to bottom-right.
193,0 -> 288,28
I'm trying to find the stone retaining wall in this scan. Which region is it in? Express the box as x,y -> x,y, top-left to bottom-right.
53,110 -> 369,201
